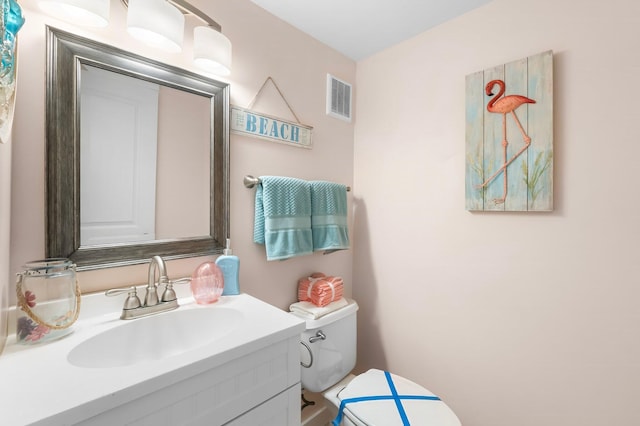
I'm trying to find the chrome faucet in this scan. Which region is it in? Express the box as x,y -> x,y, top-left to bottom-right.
106,255 -> 190,320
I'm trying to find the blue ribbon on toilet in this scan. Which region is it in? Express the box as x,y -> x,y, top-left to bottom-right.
331,371 -> 441,426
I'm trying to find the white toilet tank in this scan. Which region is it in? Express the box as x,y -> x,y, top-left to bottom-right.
292,299 -> 358,393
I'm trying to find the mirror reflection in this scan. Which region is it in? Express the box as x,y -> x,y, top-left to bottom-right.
46,27 -> 230,270
79,65 -> 211,246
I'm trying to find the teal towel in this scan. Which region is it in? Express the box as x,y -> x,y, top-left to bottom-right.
254,176 -> 313,260
310,181 -> 350,253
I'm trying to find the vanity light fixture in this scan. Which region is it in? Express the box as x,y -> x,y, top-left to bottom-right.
37,0 -> 110,27
124,0 -> 232,76
193,25 -> 232,76
38,0 -> 232,76
126,0 -> 185,53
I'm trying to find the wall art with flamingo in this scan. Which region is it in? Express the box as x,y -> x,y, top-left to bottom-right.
465,50 -> 553,211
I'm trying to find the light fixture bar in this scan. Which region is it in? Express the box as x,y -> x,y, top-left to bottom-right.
121,0 -> 221,31
120,0 -> 231,75
170,0 -> 221,31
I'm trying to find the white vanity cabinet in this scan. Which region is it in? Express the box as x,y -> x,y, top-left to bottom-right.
0,294 -> 305,426
79,335 -> 300,426
80,336 -> 301,426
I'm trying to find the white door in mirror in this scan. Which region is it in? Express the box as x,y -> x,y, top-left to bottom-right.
80,65 -> 158,245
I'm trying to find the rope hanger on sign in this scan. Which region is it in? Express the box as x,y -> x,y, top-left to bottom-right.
247,76 -> 303,124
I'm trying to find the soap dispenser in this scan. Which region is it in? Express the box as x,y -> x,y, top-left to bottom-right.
216,238 -> 240,295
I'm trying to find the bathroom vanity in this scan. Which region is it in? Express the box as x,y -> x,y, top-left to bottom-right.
0,291 -> 305,425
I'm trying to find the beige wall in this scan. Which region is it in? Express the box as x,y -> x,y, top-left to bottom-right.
156,86 -> 210,239
6,0 -> 354,329
353,0 -> 640,425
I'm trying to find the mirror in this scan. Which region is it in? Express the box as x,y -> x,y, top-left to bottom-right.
45,27 -> 230,270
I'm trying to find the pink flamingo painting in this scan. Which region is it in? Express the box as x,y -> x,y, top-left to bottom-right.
477,79 -> 536,204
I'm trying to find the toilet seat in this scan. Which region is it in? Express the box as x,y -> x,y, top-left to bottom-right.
329,369 -> 461,426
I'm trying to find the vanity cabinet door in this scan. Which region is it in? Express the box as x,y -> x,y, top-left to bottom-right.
226,384 -> 301,426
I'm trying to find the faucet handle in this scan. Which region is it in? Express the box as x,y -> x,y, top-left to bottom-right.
105,286 -> 142,310
161,277 -> 191,302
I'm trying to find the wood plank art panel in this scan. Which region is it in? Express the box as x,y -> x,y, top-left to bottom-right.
465,50 -> 553,212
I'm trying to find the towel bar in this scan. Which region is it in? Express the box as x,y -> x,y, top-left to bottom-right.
243,175 -> 351,191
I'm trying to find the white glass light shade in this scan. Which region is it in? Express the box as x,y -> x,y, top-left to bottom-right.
38,0 -> 109,27
127,0 -> 185,53
193,26 -> 232,76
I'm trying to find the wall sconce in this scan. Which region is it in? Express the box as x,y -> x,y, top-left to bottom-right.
37,0 -> 232,76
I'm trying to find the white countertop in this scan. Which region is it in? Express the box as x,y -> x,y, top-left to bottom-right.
0,290 -> 304,425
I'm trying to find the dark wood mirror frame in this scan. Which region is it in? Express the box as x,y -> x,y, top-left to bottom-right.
45,27 -> 230,271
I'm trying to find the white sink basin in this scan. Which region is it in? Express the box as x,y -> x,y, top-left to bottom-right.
67,306 -> 243,368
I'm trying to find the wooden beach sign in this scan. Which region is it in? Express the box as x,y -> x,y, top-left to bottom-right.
231,77 -> 313,149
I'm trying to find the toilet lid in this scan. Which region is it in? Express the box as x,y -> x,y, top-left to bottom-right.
336,369 -> 461,426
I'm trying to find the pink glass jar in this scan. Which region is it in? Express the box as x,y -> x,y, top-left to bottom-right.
190,261 -> 224,304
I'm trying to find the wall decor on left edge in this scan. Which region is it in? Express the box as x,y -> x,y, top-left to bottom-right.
0,0 -> 25,144
465,50 -> 553,212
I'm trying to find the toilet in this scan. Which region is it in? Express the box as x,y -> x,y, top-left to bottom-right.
291,299 -> 461,426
